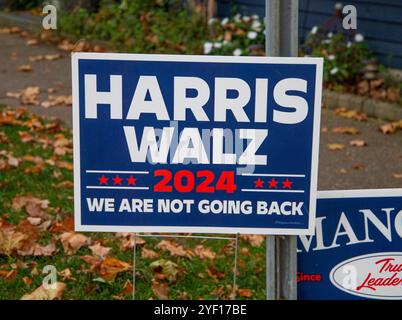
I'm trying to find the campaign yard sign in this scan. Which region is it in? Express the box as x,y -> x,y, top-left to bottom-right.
72,53 -> 323,235
298,189 -> 402,300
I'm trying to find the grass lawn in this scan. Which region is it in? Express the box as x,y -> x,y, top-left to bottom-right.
0,106 -> 267,300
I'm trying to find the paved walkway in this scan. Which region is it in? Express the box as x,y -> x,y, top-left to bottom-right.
1,31 -> 402,191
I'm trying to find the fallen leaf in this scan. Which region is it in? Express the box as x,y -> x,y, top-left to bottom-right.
0,269 -> 17,281
89,242 -> 111,258
116,233 -> 146,251
238,288 -> 253,298
194,245 -> 216,260
151,280 -> 169,300
240,234 -> 264,247
121,280 -> 133,295
59,232 -> 91,255
0,229 -> 26,255
379,120 -> 402,134
335,108 -> 367,121
22,276 -> 33,286
156,240 -> 194,258
21,282 -> 66,300
327,143 -> 345,151
350,140 -> 367,147
141,247 -> 160,259
99,257 -> 131,282
352,163 -> 366,170
393,173 -> 402,179
12,195 -> 49,217
58,268 -> 74,281
17,64 -> 33,72
150,259 -> 179,282
26,39 -> 39,46
332,127 -> 360,135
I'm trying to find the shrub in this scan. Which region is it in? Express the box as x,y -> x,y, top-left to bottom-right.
58,0 -> 210,54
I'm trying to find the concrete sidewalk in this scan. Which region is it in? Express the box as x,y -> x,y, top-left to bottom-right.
0,30 -> 401,190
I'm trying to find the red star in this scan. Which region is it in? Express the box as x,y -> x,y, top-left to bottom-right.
254,178 -> 264,188
98,175 -> 108,185
268,178 -> 278,188
112,175 -> 123,185
126,176 -> 137,186
282,178 -> 293,189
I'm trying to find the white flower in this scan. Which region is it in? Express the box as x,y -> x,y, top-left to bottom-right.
208,18 -> 217,25
221,17 -> 229,26
223,40 -> 229,45
335,2 -> 343,10
233,48 -> 242,56
252,14 -> 259,20
251,20 -> 262,31
311,26 -> 318,34
213,42 -> 222,49
243,15 -> 251,22
327,32 -> 333,38
328,54 -> 335,61
355,33 -> 364,42
330,67 -> 339,75
322,39 -> 331,44
247,31 -> 258,40
234,13 -> 241,22
203,42 -> 213,54
347,41 -> 352,48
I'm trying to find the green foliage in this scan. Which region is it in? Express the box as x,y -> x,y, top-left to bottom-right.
204,14 -> 265,56
58,0 -> 209,54
302,28 -> 373,85
7,0 -> 41,10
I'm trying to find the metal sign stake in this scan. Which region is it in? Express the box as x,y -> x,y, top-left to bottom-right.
265,0 -> 299,300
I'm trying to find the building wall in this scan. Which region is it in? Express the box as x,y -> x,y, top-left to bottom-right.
217,0 -> 402,69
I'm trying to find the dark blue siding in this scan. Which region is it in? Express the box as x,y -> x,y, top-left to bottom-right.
217,0 -> 402,68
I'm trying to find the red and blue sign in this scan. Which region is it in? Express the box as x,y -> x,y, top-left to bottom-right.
72,53 -> 323,234
298,189 -> 402,299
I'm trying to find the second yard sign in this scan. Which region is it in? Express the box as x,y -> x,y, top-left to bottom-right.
72,53 -> 323,235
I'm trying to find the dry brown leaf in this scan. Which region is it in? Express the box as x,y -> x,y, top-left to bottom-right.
332,127 -> 360,135
156,240 -> 194,258
117,233 -> 146,251
327,143 -> 345,151
59,232 -> 91,255
151,280 -> 169,300
335,108 -> 367,121
240,234 -> 264,247
41,95 -> 72,108
393,173 -> 402,179
379,120 -> 402,134
21,282 -> 66,300
194,245 -> 216,260
141,247 -> 160,259
352,163 -> 366,170
17,64 -> 33,72
121,280 -> 133,295
238,288 -> 253,298
58,268 -> 74,281
99,257 -> 131,282
12,195 -> 49,217
0,269 -> 17,281
26,39 -> 38,46
89,242 -> 111,258
0,27 -> 21,34
0,229 -> 27,255
7,86 -> 40,105
350,140 -> 367,147
18,242 -> 56,257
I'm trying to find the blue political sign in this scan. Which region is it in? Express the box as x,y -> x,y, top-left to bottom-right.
298,189 -> 402,300
72,53 -> 323,234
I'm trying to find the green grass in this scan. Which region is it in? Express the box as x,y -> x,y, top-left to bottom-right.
0,106 -> 266,300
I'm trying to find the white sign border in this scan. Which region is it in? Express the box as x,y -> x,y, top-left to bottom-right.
72,52 -> 323,235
